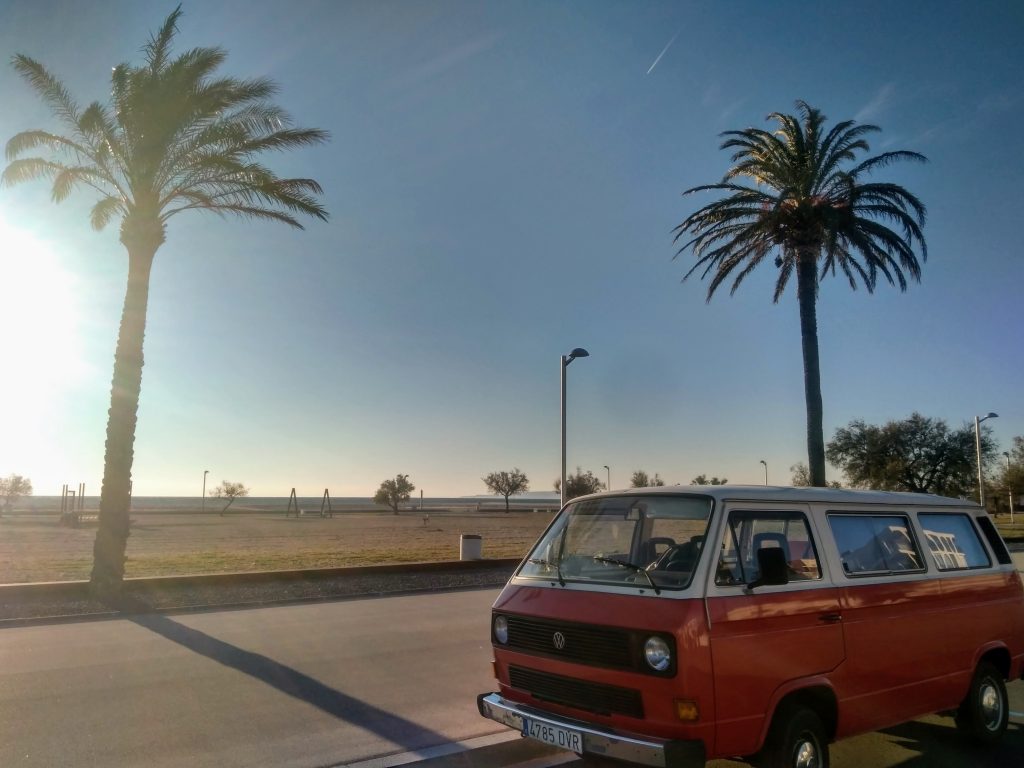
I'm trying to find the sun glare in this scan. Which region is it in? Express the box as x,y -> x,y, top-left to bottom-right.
0,214 -> 85,470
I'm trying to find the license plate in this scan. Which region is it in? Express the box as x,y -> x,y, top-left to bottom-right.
521,716 -> 583,751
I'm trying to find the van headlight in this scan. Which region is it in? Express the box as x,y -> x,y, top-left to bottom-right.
493,615 -> 509,644
644,636 -> 672,672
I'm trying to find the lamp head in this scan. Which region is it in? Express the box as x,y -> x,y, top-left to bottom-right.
564,347 -> 590,365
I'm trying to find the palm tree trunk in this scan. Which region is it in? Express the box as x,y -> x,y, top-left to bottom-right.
90,218 -> 163,600
796,252 -> 827,487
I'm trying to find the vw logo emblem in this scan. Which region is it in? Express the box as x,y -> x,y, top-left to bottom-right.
552,631 -> 567,650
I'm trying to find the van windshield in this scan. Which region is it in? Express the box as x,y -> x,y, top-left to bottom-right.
518,495 -> 713,591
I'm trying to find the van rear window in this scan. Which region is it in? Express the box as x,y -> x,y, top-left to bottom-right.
919,514 -> 991,570
976,516 -> 1013,565
828,515 -> 924,576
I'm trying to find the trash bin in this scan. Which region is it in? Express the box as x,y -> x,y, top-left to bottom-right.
460,534 -> 483,560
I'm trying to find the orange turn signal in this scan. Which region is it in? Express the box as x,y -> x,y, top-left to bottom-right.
674,699 -> 700,722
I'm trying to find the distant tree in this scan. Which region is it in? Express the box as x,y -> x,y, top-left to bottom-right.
483,468 -> 529,511
2,7 -> 328,598
791,462 -> 841,488
554,467 -> 604,501
673,101 -> 927,487
690,474 -> 728,486
631,470 -> 665,488
791,462 -> 812,487
0,474 -> 33,516
213,481 -> 249,515
826,413 -> 995,497
374,474 -> 415,514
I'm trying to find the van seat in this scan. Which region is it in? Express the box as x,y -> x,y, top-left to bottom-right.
752,532 -> 788,551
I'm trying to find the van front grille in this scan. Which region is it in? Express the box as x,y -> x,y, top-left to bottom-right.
509,665 -> 644,718
506,615 -> 633,668
500,614 -> 675,676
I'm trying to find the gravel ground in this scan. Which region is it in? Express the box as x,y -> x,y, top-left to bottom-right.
0,562 -> 518,623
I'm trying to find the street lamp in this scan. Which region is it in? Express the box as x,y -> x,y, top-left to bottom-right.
760,459 -> 768,486
561,347 -> 590,507
974,412 -> 998,507
1004,452 -> 1015,525
202,470 -> 209,513
603,465 -> 611,490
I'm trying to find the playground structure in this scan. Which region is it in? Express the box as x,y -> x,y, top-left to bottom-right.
59,483 -> 97,527
285,488 -> 334,518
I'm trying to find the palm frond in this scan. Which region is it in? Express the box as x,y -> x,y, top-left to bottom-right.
11,55 -> 80,128
849,151 -> 927,179
143,5 -> 183,72
89,196 -> 125,231
163,195 -> 306,228
1,157 -> 66,187
52,165 -> 114,202
5,129 -> 89,161
233,128 -> 332,156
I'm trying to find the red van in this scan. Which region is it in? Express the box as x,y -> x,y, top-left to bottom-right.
478,486 -> 1024,768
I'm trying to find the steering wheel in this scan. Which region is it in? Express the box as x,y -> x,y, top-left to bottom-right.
650,544 -> 692,572
643,537 -> 676,568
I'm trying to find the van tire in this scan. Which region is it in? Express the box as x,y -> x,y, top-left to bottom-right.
955,661 -> 1008,745
755,705 -> 830,768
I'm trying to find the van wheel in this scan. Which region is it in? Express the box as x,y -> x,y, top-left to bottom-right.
955,661 -> 1008,744
755,705 -> 830,768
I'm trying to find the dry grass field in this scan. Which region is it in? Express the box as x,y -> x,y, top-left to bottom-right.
2,509 -> 1019,585
0,510 -> 556,584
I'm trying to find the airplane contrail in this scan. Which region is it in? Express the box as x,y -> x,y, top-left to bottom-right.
646,30 -> 680,75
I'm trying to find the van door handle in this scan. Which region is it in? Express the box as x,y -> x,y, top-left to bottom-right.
819,613 -> 843,624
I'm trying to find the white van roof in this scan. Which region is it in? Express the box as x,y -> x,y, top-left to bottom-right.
580,485 -> 975,509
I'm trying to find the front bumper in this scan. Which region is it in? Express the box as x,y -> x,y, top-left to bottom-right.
477,692 -> 705,768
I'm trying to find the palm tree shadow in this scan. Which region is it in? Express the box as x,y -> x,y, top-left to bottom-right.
128,610 -> 449,753
877,718 -> 1024,767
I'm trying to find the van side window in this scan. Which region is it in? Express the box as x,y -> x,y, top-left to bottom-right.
919,514 -> 991,570
828,515 -> 924,576
715,511 -> 821,586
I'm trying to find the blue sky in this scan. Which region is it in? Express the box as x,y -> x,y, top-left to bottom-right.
1,0 -> 1021,497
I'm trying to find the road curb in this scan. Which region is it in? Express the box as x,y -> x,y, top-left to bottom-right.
0,559 -> 522,626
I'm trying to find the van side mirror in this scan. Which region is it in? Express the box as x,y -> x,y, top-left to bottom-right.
746,547 -> 789,592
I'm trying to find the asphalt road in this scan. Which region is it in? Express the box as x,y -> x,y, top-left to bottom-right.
0,589 -> 504,768
2,561 -> 1022,768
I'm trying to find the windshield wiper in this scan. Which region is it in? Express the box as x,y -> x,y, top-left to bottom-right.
527,558 -> 565,586
592,556 -> 661,595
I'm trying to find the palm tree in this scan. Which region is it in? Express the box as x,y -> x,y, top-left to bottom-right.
673,101 -> 926,487
2,7 -> 328,598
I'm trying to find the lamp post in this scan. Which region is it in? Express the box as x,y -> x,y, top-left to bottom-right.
603,465 -> 610,490
561,347 -> 590,507
202,470 -> 209,513
974,413 -> 998,507
1004,452 -> 1015,524
760,459 -> 768,486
